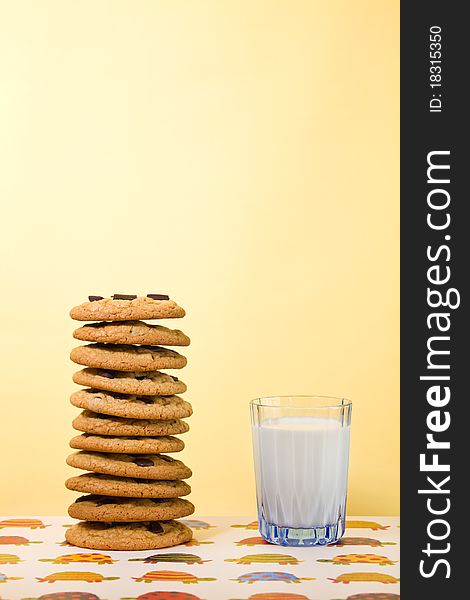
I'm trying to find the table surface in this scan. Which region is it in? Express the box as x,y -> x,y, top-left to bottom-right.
0,515 -> 400,600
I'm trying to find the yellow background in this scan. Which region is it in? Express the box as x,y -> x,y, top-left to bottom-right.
0,1 -> 399,516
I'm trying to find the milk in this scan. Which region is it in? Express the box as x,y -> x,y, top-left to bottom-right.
252,416 -> 350,529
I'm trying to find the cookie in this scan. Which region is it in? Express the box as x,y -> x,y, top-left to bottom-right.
72,368 -> 187,396
66,451 -> 192,480
65,520 -> 193,550
70,389 -> 193,420
70,296 -> 185,322
65,473 -> 191,498
73,410 -> 190,437
68,495 -> 194,522
70,434 -> 185,454
73,321 -> 190,346
70,344 -> 187,372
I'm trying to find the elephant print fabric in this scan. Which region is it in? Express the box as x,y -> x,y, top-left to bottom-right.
0,515 -> 400,599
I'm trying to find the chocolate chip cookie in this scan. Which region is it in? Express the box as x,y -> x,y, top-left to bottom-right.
70,433 -> 184,454
72,368 -> 187,396
73,321 -> 190,346
68,495 -> 194,522
70,344 -> 187,371
65,473 -> 191,498
70,295 -> 185,322
65,519 -> 193,550
72,410 -> 190,437
66,451 -> 192,480
70,389 -> 193,420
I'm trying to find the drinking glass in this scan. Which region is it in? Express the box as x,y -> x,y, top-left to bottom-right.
250,395 -> 352,546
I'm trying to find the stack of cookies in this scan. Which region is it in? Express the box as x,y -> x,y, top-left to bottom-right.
65,294 -> 194,551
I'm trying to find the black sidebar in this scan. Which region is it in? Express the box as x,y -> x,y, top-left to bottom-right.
401,2 -> 467,597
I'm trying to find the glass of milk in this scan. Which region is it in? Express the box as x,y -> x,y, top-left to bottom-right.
250,395 -> 352,546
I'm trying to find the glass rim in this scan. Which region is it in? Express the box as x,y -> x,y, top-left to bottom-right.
249,395 -> 352,409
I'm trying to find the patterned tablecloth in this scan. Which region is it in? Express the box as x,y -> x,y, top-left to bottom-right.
0,516 -> 400,600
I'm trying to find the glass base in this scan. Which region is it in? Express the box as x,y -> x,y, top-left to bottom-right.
259,514 -> 345,546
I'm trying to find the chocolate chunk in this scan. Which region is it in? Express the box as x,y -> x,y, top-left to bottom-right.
137,396 -> 154,404
132,457 -> 155,467
148,522 -> 164,534
171,376 -> 179,381
147,294 -> 170,300
99,371 -> 115,379
158,455 -> 174,463
95,497 -> 118,507
112,294 -> 137,300
88,296 -> 103,302
135,375 -> 148,380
